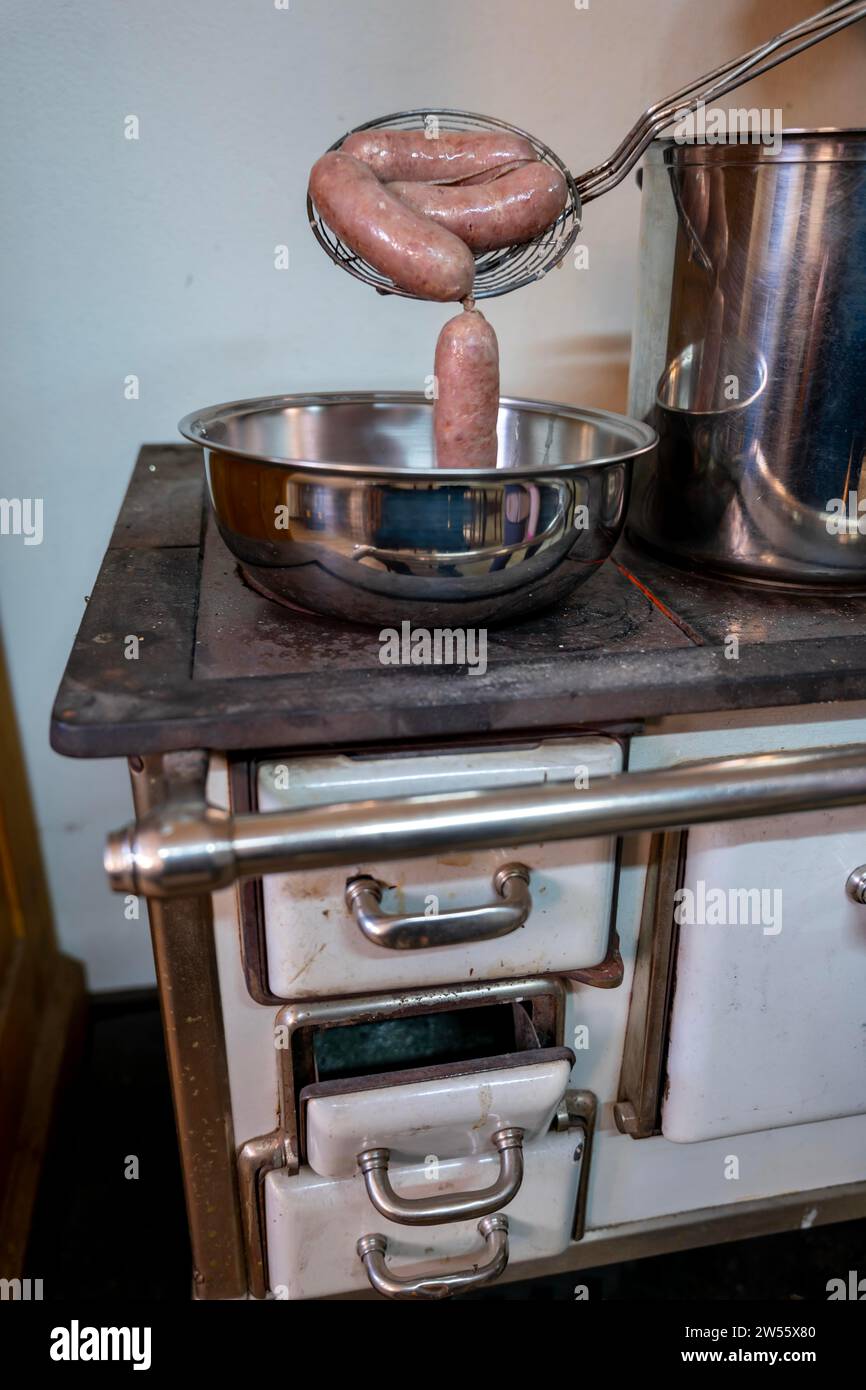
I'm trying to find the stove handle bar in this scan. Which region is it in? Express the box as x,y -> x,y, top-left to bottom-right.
104,743 -> 866,900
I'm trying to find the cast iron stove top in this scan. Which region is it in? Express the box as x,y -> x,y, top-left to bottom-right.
50,446 -> 866,757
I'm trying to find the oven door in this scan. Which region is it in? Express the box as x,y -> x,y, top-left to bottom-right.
617,804 -> 866,1142
662,804 -> 866,1141
241,737 -> 622,1000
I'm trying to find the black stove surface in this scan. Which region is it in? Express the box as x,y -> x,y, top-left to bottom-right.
51,445 -> 866,757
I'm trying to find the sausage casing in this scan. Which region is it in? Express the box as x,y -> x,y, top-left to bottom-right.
340,129 -> 536,185
433,308 -> 500,468
389,163 -> 568,252
309,152 -> 475,302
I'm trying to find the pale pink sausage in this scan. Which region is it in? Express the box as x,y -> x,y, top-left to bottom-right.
388,163 -> 568,252
434,308 -> 500,468
309,152 -> 475,302
456,159 -> 535,186
340,129 -> 537,185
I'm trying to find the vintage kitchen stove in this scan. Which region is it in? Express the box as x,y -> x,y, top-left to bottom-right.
51,445 -> 866,1299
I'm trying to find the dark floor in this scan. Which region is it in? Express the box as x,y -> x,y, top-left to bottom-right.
26,991 -> 190,1301
24,992 -> 865,1301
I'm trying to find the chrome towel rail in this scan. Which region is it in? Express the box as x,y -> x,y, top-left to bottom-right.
105,744 -> 866,899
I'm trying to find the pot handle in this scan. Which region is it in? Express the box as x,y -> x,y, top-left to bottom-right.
356,1215 -> 509,1300
345,864 -> 531,950
575,2 -> 866,204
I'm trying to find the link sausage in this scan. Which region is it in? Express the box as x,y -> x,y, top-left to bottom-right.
433,307 -> 500,468
309,151 -> 475,302
388,163 -> 568,253
455,159 -> 535,186
340,129 -> 537,185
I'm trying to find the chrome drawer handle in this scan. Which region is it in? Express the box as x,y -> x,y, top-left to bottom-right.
846,866 -> 866,904
345,864 -> 531,950
356,1215 -> 509,1300
356,1126 -> 524,1225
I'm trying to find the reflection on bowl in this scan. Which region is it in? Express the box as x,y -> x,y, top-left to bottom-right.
179,392 -> 657,626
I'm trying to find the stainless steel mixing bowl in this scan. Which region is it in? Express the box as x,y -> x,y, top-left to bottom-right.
178,393 -> 657,627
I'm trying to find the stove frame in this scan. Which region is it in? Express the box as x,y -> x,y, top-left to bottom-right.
50,447 -> 866,1299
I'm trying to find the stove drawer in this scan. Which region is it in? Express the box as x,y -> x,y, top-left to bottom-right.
302,1047 -> 574,1179
265,1127 -> 585,1300
251,738 -> 622,999
275,976 -> 570,1179
245,977 -> 591,1298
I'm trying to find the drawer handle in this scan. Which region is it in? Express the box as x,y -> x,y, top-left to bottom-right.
356,1126 -> 524,1225
345,864 -> 531,950
356,1214 -> 509,1300
846,865 -> 866,904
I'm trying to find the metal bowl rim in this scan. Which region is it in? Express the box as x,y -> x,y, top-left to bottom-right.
178,391 -> 657,480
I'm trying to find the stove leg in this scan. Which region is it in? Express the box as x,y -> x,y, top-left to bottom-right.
129,753 -> 248,1300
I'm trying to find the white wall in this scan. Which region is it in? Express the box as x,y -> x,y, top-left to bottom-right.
1,0 -> 864,990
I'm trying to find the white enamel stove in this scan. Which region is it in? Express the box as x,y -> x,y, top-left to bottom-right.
198,709 -> 866,1298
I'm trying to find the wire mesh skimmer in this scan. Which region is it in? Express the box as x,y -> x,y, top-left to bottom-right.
307,1 -> 866,300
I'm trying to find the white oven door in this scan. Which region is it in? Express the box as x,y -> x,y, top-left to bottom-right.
256,737 -> 622,999
662,804 -> 866,1142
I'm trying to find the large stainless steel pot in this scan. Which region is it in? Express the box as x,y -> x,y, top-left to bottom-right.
628,130 -> 866,588
178,393 -> 656,627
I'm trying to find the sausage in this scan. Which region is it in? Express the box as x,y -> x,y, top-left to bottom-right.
340,129 -> 537,185
309,151 -> 475,302
433,307 -> 500,468
456,159 -> 535,186
388,163 -> 568,253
